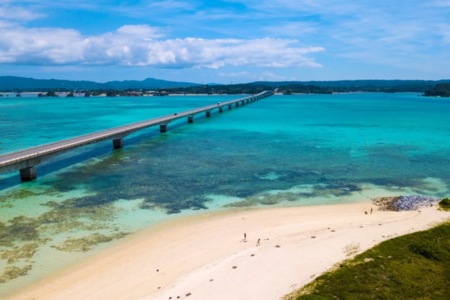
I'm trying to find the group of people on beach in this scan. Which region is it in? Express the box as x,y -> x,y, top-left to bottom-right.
365,207 -> 374,215
244,233 -> 260,246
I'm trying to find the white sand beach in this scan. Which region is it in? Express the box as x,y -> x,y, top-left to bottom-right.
7,201 -> 448,300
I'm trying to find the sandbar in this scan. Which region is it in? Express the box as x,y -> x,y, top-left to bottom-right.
7,201 -> 448,300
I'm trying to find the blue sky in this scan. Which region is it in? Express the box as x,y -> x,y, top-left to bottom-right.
1,0 -> 449,83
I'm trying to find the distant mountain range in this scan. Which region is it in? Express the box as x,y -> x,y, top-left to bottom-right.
1,76 -> 449,93
0,76 -> 199,91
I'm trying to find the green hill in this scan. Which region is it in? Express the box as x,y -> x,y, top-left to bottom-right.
2,76 -> 450,94
288,221 -> 450,300
424,82 -> 450,97
0,76 -> 199,91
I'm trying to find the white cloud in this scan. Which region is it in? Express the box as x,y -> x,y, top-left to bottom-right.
0,5 -> 45,22
0,25 -> 325,69
116,25 -> 164,39
0,27 -> 84,64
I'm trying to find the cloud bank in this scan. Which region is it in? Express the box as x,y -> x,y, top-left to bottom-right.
0,25 -> 324,69
2,0 -> 449,81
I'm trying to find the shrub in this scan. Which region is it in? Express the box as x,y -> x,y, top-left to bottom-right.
439,198 -> 450,211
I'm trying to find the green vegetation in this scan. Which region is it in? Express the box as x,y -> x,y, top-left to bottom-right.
2,76 -> 449,95
439,198 -> 450,211
424,83 -> 450,97
0,76 -> 197,92
156,80 -> 443,95
286,222 -> 450,300
152,79 -> 449,94
161,83 -> 332,95
37,91 -> 59,97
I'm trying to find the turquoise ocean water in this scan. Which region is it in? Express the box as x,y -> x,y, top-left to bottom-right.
0,93 -> 449,296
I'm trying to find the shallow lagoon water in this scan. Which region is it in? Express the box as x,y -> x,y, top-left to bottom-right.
0,93 -> 449,296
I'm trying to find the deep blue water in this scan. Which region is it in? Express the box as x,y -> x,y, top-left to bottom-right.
0,93 -> 449,296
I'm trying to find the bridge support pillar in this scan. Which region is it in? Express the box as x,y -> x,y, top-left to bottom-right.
206,111 -> 211,118
228,104 -> 232,110
235,102 -> 239,107
188,116 -> 194,124
113,138 -> 123,149
219,106 -> 223,113
160,124 -> 168,133
20,166 -> 36,181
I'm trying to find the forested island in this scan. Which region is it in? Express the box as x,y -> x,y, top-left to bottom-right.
1,76 -> 450,97
423,82 -> 450,97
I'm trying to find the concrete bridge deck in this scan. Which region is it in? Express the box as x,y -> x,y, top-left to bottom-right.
0,91 -> 273,181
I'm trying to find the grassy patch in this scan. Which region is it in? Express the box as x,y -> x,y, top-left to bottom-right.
286,222 -> 450,300
439,198 -> 450,211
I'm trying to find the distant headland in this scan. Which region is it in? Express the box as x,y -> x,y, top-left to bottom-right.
1,76 -> 450,97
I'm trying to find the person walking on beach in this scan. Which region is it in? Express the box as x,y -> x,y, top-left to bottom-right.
244,233 -> 247,242
256,238 -> 260,246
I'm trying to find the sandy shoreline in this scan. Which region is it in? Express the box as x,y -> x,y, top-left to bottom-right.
7,201 -> 448,300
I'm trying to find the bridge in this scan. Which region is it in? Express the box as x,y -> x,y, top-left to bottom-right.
0,91 -> 273,181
